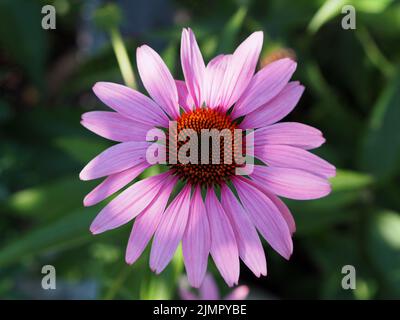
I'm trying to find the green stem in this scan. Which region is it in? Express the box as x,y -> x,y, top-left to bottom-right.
356,27 -> 395,78
103,265 -> 132,300
110,27 -> 136,88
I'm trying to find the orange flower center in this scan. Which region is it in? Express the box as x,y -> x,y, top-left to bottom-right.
168,108 -> 243,186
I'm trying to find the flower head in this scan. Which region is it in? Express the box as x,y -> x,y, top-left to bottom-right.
80,28 -> 335,288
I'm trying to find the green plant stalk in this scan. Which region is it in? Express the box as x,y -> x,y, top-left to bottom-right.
110,27 -> 136,88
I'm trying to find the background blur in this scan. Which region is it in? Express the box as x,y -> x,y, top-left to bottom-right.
1,0 -> 400,299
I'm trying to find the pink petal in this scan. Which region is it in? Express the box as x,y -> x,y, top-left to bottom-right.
241,178 -> 296,235
232,58 -> 297,118
182,186 -> 211,288
176,80 -> 194,112
92,82 -> 168,127
204,54 -> 231,109
255,144 -> 336,178
125,175 -> 177,264
240,82 -> 304,128
137,45 -> 180,119
233,177 -> 293,259
252,122 -> 326,150
221,185 -> 267,277
89,172 -> 169,234
179,286 -> 199,300
81,111 -> 152,142
205,188 -> 240,287
224,285 -> 249,300
217,32 -> 263,110
150,185 -> 191,273
84,161 -> 150,207
251,166 -> 332,200
181,28 -> 206,108
79,141 -> 149,181
199,274 -> 220,300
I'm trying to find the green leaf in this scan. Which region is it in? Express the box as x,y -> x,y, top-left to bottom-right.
217,6 -> 248,53
308,0 -> 347,34
367,210 -> 400,297
359,72 -> 400,180
0,208 -> 97,267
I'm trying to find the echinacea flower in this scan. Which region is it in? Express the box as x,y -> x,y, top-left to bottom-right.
179,273 -> 249,300
80,28 -> 335,288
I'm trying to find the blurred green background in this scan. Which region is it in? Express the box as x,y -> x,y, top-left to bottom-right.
1,0 -> 400,299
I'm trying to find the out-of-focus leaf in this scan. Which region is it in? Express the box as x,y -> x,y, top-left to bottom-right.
0,0 -> 47,86
288,170 -> 372,234
359,72 -> 400,179
308,0 -> 394,33
3,176 -> 95,221
0,208 -> 97,267
308,0 -> 347,34
217,6 -> 247,53
93,3 -> 122,30
53,136 -> 110,164
367,210 -> 400,297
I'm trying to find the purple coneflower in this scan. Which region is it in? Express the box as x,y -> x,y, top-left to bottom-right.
180,273 -> 249,300
80,28 -> 335,288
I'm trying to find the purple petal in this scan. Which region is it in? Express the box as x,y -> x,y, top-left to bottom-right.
92,82 -> 168,127
84,161 -> 150,207
125,175 -> 177,264
181,28 -> 206,108
251,166 -> 332,200
81,111 -> 152,142
252,122 -> 326,150
241,82 -> 304,128
233,178 -> 293,259
199,274 -> 220,300
221,185 -> 267,277
205,188 -> 240,287
224,285 -> 249,300
137,45 -> 180,119
79,141 -> 149,181
89,172 -> 169,234
176,80 -> 194,113
232,58 -> 297,118
150,185 -> 191,273
255,144 -> 336,178
216,32 -> 263,110
182,186 -> 211,288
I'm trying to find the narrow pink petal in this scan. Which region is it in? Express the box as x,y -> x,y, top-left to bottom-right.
232,58 -> 297,118
240,82 -> 304,128
242,178 -> 296,235
205,188 -> 240,287
81,111 -> 152,142
199,274 -> 220,300
89,172 -> 169,234
204,54 -> 231,109
251,166 -> 332,200
181,28 -> 206,108
176,80 -> 194,112
182,186 -> 211,288
255,144 -> 336,178
252,122 -> 326,150
150,185 -> 191,273
233,177 -> 293,259
79,141 -> 149,181
224,285 -> 249,300
84,162 -> 150,207
92,82 -> 168,127
217,32 -> 263,110
137,45 -> 180,119
221,185 -> 267,277
125,175 -> 177,264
